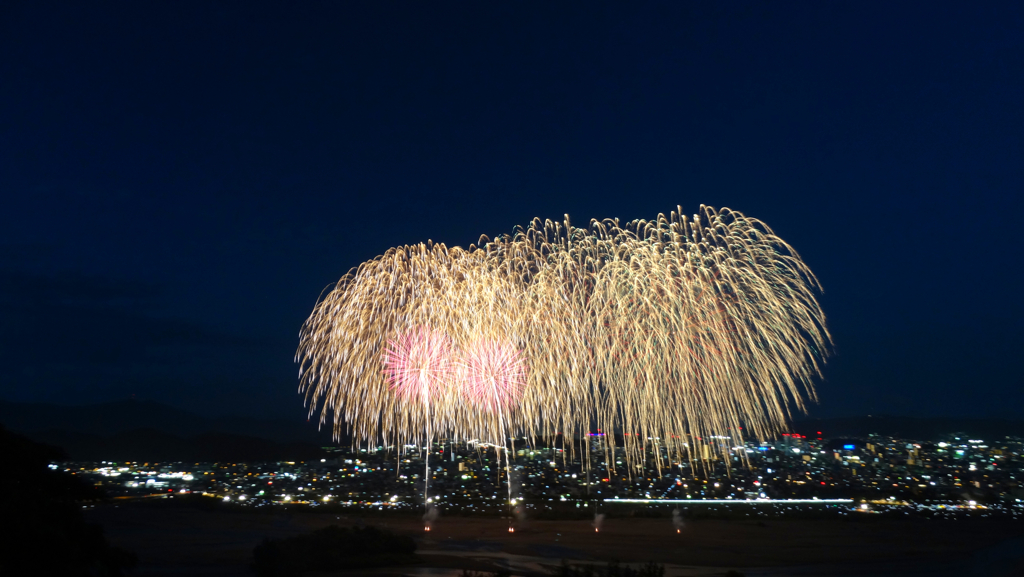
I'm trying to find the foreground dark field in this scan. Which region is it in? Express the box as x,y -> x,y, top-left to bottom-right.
85,502 -> 1024,577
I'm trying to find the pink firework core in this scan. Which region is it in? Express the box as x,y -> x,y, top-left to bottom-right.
382,327 -> 452,404
459,340 -> 527,412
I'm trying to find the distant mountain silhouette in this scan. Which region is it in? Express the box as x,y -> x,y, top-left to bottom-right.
0,399 -> 346,461
0,399 -> 339,443
790,415 -> 1024,441
6,400 -> 1022,459
27,428 -> 327,462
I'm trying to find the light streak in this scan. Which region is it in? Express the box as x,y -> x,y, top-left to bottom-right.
297,205 -> 831,472
606,498 -> 854,504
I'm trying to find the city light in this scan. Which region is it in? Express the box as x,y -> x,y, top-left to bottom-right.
59,432 -> 1022,523
608,498 -> 854,505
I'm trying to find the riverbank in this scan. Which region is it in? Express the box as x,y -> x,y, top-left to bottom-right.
85,502 -> 1023,576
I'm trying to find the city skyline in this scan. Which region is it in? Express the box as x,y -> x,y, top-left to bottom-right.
61,430 -> 1024,514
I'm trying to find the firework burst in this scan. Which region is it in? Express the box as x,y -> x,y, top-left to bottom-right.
296,205 -> 831,471
382,327 -> 452,405
458,339 -> 526,414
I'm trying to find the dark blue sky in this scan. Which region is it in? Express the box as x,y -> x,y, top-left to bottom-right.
1,2 -> 1021,420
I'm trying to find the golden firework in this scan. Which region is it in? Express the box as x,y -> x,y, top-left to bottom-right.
296,205 -> 830,471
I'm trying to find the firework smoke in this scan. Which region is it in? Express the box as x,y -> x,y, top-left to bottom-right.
672,508 -> 685,532
422,503 -> 438,531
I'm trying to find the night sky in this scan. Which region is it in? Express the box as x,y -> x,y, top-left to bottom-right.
1,2 -> 1021,421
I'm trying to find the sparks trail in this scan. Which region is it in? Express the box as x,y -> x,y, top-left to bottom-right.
297,205 -> 831,478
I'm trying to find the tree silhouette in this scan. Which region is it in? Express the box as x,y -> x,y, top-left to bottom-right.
0,425 -> 136,575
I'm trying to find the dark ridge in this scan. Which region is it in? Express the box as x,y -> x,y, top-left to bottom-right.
789,416 -> 1024,441
0,398 -> 339,444
26,428 -> 327,462
7,400 -> 1021,453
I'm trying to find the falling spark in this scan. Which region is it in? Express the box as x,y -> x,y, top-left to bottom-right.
297,205 -> 831,471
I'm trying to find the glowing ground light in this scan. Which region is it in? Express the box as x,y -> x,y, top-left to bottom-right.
608,498 -> 854,504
